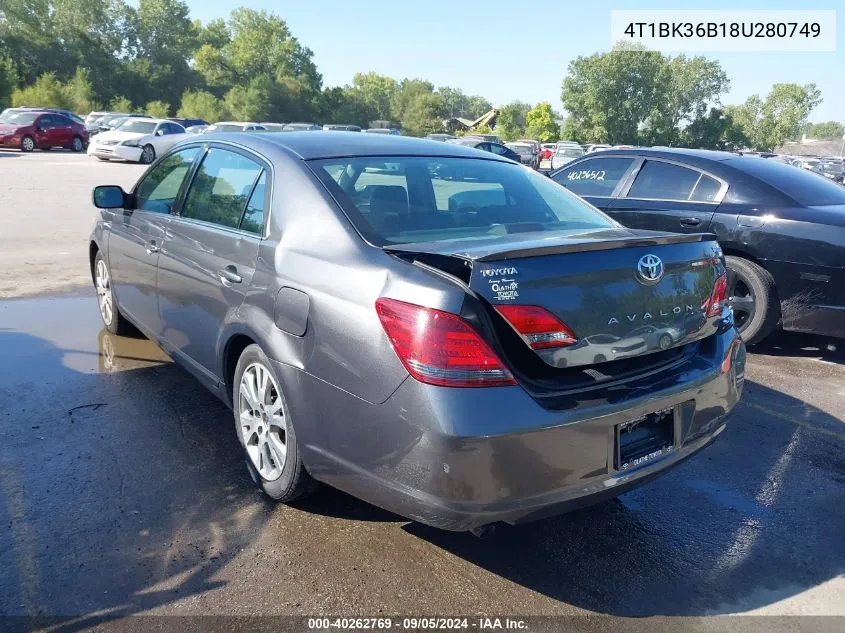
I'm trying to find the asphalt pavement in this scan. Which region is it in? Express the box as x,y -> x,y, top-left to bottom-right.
0,150 -> 843,631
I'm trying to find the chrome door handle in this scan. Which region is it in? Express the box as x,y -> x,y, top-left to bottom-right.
679,217 -> 701,227
145,242 -> 160,254
218,267 -> 242,285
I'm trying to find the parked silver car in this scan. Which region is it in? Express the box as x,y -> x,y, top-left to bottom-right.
89,133 -> 744,531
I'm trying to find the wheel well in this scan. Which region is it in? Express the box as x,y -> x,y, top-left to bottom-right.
223,334 -> 255,406
720,247 -> 764,268
89,241 -> 100,283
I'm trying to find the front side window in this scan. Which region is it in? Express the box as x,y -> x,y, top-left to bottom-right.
553,157 -> 635,197
135,147 -> 200,214
626,160 -> 702,201
311,156 -> 616,245
181,148 -> 263,229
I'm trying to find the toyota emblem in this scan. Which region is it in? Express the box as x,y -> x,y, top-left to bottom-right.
637,254 -> 664,284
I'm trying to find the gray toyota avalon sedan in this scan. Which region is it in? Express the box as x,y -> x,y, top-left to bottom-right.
89,132 -> 745,531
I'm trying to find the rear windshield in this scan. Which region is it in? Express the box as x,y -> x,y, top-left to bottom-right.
310,156 -> 617,245
731,158 -> 845,206
556,148 -> 584,157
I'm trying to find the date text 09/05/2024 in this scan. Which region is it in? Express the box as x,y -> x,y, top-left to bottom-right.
307,617 -> 528,630
623,22 -> 821,39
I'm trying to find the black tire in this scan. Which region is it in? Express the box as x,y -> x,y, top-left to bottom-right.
93,251 -> 132,335
71,136 -> 84,152
233,344 -> 317,503
139,144 -> 155,164
20,135 -> 35,152
725,255 -> 779,345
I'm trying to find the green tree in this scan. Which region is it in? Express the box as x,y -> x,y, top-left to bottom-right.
0,56 -> 19,107
351,72 -> 397,120
680,107 -> 747,150
178,89 -> 229,122
805,120 -> 843,140
224,77 -> 271,121
144,100 -> 170,118
108,95 -> 132,111
392,78 -> 439,126
729,83 -> 822,150
495,100 -> 531,141
524,102 -> 560,142
561,45 -> 729,146
320,87 -> 374,127
64,67 -> 99,113
195,17 -> 230,49
465,94 -> 493,119
400,90 -> 445,136
12,72 -> 71,108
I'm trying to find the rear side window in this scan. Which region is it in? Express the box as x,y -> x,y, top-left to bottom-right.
310,156 -> 616,245
728,157 -> 845,206
690,174 -> 722,202
553,157 -> 635,197
135,147 -> 200,214
627,161 -> 701,200
181,148 -> 263,229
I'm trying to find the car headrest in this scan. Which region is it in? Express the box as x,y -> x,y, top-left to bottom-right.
369,185 -> 409,218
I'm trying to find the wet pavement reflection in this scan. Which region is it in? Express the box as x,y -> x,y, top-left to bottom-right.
0,292 -> 843,621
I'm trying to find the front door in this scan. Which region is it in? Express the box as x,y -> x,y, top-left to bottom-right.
606,159 -> 724,233
157,145 -> 268,379
107,146 -> 201,336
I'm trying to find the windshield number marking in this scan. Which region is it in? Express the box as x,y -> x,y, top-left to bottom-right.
568,170 -> 606,182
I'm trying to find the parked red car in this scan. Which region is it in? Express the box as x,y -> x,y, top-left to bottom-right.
0,110 -> 88,152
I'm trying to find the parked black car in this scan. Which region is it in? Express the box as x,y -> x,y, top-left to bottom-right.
449,137 -> 522,163
167,117 -> 208,129
550,148 -> 845,343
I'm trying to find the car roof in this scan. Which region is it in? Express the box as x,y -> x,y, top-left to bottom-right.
212,121 -> 255,126
188,131 -> 513,162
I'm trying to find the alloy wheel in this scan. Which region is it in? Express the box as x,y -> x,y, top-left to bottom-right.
21,137 -> 35,152
727,268 -> 756,332
238,362 -> 288,481
140,146 -> 155,164
72,137 -> 83,152
95,259 -> 114,327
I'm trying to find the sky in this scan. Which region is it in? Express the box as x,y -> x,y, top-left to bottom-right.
185,0 -> 844,123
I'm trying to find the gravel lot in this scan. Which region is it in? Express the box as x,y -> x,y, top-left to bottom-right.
0,150 -> 843,629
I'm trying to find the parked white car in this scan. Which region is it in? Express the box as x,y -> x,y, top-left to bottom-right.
205,121 -> 266,132
551,145 -> 585,170
87,118 -> 186,164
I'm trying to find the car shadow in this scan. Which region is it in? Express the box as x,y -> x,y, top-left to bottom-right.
0,150 -> 22,158
403,379 -> 845,615
751,330 -> 843,364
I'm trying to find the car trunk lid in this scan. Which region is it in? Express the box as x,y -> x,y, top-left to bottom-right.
386,228 -> 726,369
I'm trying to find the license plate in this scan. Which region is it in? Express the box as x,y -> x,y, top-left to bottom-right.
615,407 -> 674,471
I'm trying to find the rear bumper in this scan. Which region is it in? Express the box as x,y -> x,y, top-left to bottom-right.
276,327 -> 744,531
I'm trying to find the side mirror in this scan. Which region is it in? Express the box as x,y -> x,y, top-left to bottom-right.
93,185 -> 127,209
155,129 -> 165,136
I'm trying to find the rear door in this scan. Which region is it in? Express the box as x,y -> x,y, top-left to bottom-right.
607,159 -> 726,233
550,156 -> 638,212
157,144 -> 268,381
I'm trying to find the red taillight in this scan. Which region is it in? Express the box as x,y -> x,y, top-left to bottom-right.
705,273 -> 728,317
375,298 -> 516,388
495,305 -> 577,349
